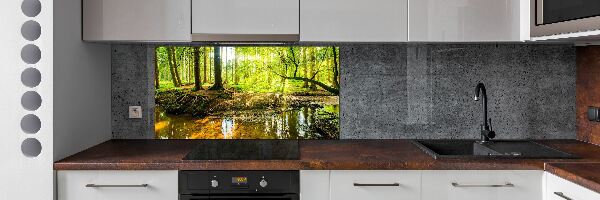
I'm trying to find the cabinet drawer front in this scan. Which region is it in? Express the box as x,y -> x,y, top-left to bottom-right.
192,0 -> 299,35
408,0 -> 525,42
422,170 -> 543,200
330,170 -> 420,200
300,0 -> 408,42
546,173 -> 600,200
300,171 -> 330,200
83,0 -> 191,41
57,170 -> 178,200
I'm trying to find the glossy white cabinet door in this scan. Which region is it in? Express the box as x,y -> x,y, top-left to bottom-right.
409,0 -> 529,41
330,170 -> 420,200
301,0 -> 408,42
546,172 -> 600,200
300,170 -> 330,200
83,0 -> 191,41
192,0 -> 299,40
57,170 -> 178,200
422,170 -> 543,200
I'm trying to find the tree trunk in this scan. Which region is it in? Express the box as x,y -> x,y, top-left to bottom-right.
309,48 -> 316,90
276,74 -> 339,95
224,47 -> 228,84
188,48 -> 192,84
167,47 -> 181,87
332,47 -> 339,89
302,47 -> 308,88
209,48 -> 213,83
171,47 -> 183,86
233,47 -> 239,85
193,47 -> 202,91
154,47 -> 160,89
203,47 -> 208,83
182,48 -> 186,84
279,49 -> 288,92
254,47 -> 258,75
210,46 -> 223,90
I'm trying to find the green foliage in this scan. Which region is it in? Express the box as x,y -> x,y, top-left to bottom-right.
155,46 -> 340,94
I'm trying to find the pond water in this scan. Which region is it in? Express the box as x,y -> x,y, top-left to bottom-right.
155,105 -> 339,139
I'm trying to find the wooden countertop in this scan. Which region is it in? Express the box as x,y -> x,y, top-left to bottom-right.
54,139 -> 600,170
54,139 -> 600,193
545,162 -> 600,194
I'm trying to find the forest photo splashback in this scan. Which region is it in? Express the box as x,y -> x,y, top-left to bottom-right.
154,46 -> 340,139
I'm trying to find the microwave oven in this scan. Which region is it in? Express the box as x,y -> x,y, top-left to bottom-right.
532,0 -> 600,37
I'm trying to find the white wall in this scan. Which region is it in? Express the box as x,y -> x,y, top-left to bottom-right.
53,0 -> 112,161
0,0 -> 54,199
0,0 -> 110,199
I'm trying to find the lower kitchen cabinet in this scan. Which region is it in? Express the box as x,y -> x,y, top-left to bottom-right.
421,170 -> 543,200
330,170 -> 421,200
57,170 -> 178,200
545,172 -> 600,200
300,170 -> 330,200
57,170 -> 600,200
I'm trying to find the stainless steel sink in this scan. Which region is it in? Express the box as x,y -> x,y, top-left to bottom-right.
411,140 -> 578,159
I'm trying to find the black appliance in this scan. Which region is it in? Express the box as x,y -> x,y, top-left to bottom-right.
533,0 -> 600,37
183,140 -> 299,160
179,170 -> 299,200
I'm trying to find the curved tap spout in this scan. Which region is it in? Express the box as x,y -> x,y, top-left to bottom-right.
474,83 -> 495,142
474,83 -> 488,129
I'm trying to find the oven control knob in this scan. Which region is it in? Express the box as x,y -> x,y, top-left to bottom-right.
211,180 -> 219,188
259,179 -> 268,188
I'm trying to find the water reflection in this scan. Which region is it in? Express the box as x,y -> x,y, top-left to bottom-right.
155,105 -> 339,139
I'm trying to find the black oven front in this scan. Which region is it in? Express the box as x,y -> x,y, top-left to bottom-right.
179,171 -> 299,200
533,0 -> 600,37
536,0 -> 600,25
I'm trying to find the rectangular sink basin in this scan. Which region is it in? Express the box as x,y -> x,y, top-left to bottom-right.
412,140 -> 578,159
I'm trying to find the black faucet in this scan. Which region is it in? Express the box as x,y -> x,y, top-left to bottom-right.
474,83 -> 495,143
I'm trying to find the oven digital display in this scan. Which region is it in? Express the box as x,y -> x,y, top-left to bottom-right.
232,177 -> 248,185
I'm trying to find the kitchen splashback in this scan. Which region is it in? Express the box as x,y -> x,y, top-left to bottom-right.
112,44 -> 576,140
576,46 -> 600,145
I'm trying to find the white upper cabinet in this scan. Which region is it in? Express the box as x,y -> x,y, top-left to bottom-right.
81,0 -> 533,42
83,0 -> 191,42
408,0 -> 530,42
191,0 -> 300,41
300,0 -> 408,42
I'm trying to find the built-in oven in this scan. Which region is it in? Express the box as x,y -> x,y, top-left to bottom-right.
179,171 -> 299,200
532,0 -> 600,37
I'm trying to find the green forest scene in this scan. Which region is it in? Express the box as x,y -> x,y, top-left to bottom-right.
154,46 -> 340,140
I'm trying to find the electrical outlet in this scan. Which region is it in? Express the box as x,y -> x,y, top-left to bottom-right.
129,106 -> 142,119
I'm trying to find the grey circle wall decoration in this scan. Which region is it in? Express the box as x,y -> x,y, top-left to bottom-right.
21,114 -> 41,134
20,0 -> 43,160
21,20 -> 41,41
21,0 -> 41,17
21,138 -> 42,157
21,44 -> 41,64
21,91 -> 42,111
21,68 -> 41,87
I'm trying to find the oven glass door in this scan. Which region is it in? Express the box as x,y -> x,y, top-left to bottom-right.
538,0 -> 600,25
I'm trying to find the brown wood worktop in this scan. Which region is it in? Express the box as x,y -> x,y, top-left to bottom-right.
545,162 -> 600,194
54,139 -> 600,171
54,139 -> 600,192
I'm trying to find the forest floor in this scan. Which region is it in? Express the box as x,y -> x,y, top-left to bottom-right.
155,87 -> 340,139
155,86 -> 338,117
